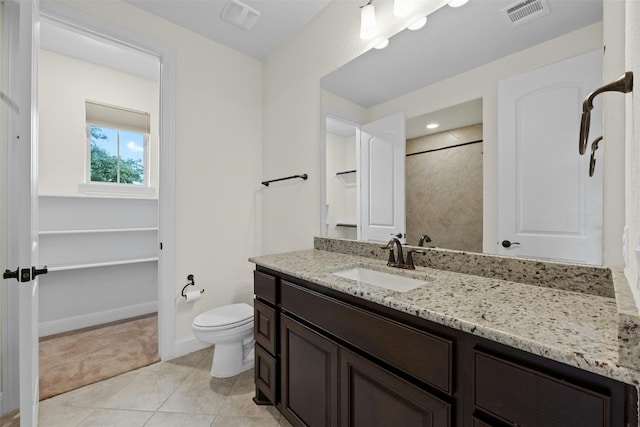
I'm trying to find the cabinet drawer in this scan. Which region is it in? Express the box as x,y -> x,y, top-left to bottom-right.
474,350 -> 611,427
254,299 -> 277,355
281,280 -> 453,395
255,344 -> 277,405
254,271 -> 278,304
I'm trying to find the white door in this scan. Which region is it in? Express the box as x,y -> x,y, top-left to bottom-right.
498,49 -> 602,264
3,0 -> 41,423
358,112 -> 406,243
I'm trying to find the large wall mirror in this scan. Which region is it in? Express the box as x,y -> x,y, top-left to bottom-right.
320,0 -> 605,263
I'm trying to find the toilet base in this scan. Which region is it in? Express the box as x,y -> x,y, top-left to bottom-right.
210,339 -> 255,378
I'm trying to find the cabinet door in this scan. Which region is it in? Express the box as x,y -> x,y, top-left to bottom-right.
340,348 -> 451,427
474,350 -> 611,427
281,314 -> 338,427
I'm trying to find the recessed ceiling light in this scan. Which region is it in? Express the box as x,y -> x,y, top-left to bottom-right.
448,0 -> 469,7
426,123 -> 439,129
374,39 -> 389,49
407,16 -> 427,31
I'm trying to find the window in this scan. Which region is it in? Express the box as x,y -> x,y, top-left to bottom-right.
85,101 -> 150,186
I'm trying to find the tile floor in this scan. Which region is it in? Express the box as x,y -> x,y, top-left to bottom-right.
1,347 -> 292,427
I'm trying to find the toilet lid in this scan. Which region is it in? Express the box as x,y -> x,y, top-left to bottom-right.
193,303 -> 253,328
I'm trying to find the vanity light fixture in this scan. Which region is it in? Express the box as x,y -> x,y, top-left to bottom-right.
393,0 -> 413,17
360,2 -> 379,40
448,0 -> 469,7
407,16 -> 427,30
426,123 -> 439,129
374,39 -> 389,49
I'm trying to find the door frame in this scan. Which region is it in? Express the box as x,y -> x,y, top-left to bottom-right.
1,2 -> 177,414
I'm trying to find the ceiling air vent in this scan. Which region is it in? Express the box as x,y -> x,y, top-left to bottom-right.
221,0 -> 261,31
501,0 -> 550,28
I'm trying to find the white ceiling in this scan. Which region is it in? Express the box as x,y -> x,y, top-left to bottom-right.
124,0 -> 332,60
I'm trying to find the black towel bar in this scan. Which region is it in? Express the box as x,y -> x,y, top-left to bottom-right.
261,174 -> 308,186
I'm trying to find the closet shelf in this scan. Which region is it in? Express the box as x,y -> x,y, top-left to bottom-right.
335,169 -> 356,176
47,257 -> 159,273
336,169 -> 356,187
39,227 -> 158,236
336,223 -> 357,228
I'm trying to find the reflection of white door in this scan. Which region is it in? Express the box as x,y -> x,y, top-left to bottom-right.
358,112 -> 406,243
4,0 -> 41,423
498,49 -> 602,264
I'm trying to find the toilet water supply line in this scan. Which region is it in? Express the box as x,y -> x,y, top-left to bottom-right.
579,71 -> 633,177
182,274 -> 205,301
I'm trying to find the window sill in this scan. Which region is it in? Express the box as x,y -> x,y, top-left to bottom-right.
78,182 -> 156,197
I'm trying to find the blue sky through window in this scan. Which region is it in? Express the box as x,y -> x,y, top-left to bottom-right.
91,125 -> 145,185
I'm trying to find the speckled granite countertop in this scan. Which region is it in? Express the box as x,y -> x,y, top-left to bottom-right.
250,248 -> 640,387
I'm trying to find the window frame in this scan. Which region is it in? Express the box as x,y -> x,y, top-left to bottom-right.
81,101 -> 154,197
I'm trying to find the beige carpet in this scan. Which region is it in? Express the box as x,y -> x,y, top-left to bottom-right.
39,313 -> 159,401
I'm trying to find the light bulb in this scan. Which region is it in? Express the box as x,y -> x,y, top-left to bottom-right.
448,0 -> 469,7
407,16 -> 427,30
393,0 -> 413,17
360,4 -> 378,40
374,39 -> 389,49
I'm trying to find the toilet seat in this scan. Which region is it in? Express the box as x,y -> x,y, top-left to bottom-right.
193,303 -> 253,330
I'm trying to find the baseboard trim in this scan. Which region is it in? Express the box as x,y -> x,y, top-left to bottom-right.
39,301 -> 158,337
173,335 -> 210,359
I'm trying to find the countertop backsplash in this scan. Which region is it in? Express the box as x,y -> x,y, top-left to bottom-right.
314,237 -> 614,298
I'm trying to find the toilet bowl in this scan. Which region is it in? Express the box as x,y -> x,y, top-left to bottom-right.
192,303 -> 255,378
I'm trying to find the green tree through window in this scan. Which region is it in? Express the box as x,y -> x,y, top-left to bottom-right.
90,126 -> 144,184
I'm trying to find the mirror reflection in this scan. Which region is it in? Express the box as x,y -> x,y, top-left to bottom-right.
320,0 -> 604,262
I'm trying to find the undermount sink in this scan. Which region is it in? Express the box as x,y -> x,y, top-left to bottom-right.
332,267 -> 429,293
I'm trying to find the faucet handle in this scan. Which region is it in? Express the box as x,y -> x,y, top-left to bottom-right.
406,249 -> 427,270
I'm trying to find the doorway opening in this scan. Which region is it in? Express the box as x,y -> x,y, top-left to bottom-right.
36,15 -> 161,400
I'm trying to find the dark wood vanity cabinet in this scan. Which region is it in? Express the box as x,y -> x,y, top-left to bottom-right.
253,267 -> 638,427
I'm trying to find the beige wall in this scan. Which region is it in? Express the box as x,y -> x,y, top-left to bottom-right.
262,0 -> 449,255
406,124 -> 482,252
38,49 -> 159,196
60,0 -> 263,340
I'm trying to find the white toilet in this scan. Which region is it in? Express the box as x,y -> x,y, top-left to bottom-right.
192,303 -> 255,378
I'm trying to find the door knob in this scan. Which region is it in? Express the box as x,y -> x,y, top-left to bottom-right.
390,233 -> 403,238
501,240 -> 520,248
3,267 -> 19,281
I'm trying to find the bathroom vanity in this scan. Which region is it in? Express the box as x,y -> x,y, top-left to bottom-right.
250,239 -> 640,427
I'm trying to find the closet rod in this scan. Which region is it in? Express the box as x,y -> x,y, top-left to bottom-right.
262,174 -> 308,186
